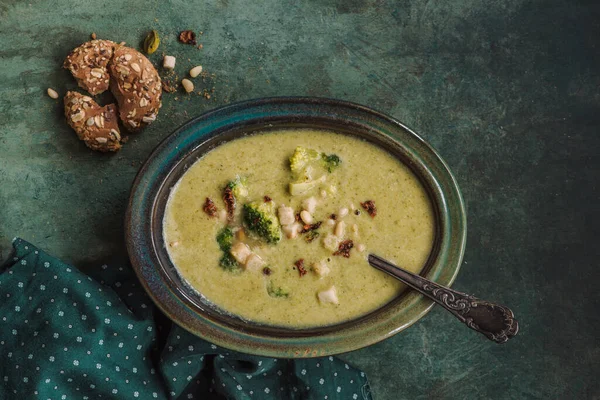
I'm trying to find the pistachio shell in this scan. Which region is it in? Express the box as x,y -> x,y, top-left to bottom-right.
143,30 -> 160,54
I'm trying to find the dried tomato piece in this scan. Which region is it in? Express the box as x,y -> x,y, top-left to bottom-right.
294,259 -> 307,277
179,30 -> 197,45
263,195 -> 272,202
262,267 -> 272,276
360,200 -> 377,217
333,240 -> 354,258
300,221 -> 322,233
223,186 -> 235,221
203,197 -> 217,217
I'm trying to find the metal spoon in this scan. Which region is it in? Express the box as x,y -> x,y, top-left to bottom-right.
368,254 -> 519,343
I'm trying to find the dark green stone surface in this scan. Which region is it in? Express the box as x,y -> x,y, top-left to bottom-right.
1,0 -> 598,398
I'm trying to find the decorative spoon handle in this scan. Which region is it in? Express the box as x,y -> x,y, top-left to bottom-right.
368,254 -> 519,343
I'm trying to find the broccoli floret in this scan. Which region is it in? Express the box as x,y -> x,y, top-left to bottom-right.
243,201 -> 281,244
288,147 -> 342,196
219,253 -> 240,271
267,282 -> 290,298
289,147 -> 321,173
215,228 -> 240,271
226,176 -> 248,199
322,153 -> 341,172
290,147 -> 342,175
216,227 -> 234,251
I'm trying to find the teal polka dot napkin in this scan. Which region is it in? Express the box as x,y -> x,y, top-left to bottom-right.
0,239 -> 373,399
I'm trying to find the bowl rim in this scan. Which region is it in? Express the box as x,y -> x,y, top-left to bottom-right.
125,96 -> 466,357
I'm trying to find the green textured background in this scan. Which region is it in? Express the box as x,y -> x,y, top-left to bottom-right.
1,0 -> 599,398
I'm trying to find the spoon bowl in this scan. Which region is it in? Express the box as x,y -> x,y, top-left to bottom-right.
369,254 -> 519,343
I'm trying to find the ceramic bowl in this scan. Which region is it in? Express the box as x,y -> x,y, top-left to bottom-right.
125,97 -> 466,357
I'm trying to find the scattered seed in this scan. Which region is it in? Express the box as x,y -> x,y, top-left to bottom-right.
116,65 -> 130,76
300,210 -> 313,224
71,111 -> 85,122
90,32 -> 97,40
189,65 -> 203,78
47,88 -> 59,99
90,68 -> 103,78
142,115 -> 156,123
94,115 -> 104,128
130,63 -> 141,73
335,221 -> 345,237
95,137 -> 108,143
86,117 -> 95,126
181,78 -> 194,93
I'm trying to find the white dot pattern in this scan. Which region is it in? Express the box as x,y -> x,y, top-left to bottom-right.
0,239 -> 372,399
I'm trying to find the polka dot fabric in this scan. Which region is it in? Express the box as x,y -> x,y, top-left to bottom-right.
0,239 -> 373,400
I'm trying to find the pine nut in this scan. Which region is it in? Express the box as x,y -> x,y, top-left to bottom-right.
189,65 -> 203,78
181,79 -> 194,93
47,88 -> 59,99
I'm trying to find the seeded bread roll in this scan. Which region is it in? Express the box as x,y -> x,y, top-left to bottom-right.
63,40 -> 116,95
108,46 -> 162,131
64,91 -> 122,152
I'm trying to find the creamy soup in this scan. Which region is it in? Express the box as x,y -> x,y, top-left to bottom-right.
163,129 -> 435,328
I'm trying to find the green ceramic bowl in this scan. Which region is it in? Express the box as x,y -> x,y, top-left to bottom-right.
125,97 -> 466,357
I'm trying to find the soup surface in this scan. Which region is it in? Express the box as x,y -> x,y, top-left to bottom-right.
163,129 -> 435,327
